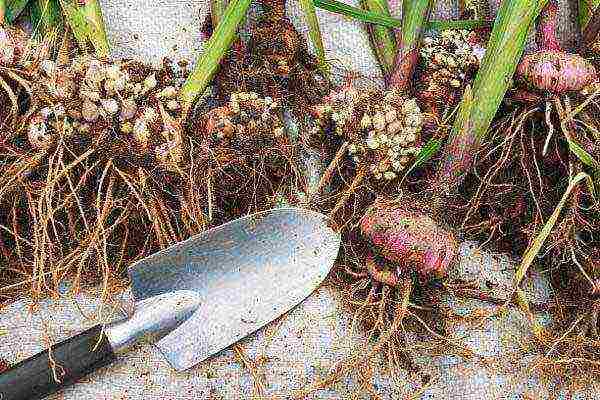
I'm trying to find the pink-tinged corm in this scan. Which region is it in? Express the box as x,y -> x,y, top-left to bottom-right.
516,0 -> 597,94
360,201 -> 459,279
517,51 -> 597,94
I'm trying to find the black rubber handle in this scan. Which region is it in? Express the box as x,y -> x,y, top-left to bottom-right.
0,324 -> 116,400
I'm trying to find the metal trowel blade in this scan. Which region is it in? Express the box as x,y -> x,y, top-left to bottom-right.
127,207 -> 341,370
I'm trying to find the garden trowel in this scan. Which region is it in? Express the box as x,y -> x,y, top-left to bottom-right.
0,207 -> 340,400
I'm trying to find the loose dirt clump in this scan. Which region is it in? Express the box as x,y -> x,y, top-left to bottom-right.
206,0 -> 329,118
310,87 -> 426,183
415,29 -> 484,116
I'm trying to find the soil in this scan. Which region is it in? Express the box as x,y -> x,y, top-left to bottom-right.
203,1 -> 330,119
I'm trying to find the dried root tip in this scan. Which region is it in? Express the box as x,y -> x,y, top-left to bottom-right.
360,199 -> 458,278
517,50 -> 597,94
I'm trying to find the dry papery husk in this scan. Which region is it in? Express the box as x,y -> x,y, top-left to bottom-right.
0,44 -> 303,301
442,77 -> 600,380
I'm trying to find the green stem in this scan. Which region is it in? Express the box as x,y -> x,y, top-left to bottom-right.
435,0 -> 547,194
80,0 -> 109,58
580,0 -> 600,51
313,0 -> 490,31
211,0 -> 226,27
29,0 -> 63,39
5,0 -> 31,23
579,0 -> 600,27
60,0 -> 89,48
180,0 -> 252,112
299,0 -> 329,74
387,0 -> 432,90
361,0 -> 397,79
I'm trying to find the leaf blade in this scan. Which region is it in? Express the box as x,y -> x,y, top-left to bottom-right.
514,171 -> 591,287
180,0 -> 252,112
435,0 -> 548,193
313,0 -> 490,31
300,0 -> 329,74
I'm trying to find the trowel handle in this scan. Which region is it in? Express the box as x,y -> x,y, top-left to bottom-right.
0,324 -> 116,400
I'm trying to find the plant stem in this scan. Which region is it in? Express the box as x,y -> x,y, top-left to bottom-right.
60,0 -> 89,49
313,0 -> 490,31
180,0 -> 252,112
536,0 -> 560,50
387,0 -> 432,90
580,0 -> 600,27
435,0 -> 547,194
30,0 -> 63,36
79,0 -> 109,58
361,0 -> 397,79
580,0 -> 600,51
211,0 -> 226,27
5,0 -> 31,23
299,0 -> 329,74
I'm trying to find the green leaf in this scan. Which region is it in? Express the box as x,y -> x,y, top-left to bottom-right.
579,0 -> 600,28
413,138 -> 443,169
360,0 -> 397,78
514,171 -> 591,287
58,0 -> 109,57
299,0 -> 329,74
399,137 -> 443,184
180,0 -> 252,112
5,0 -> 30,23
1,0 -> 6,23
211,0 -> 226,27
313,0 -> 490,31
567,138 -> 600,170
435,0 -> 547,193
59,0 -> 90,49
80,0 -> 109,58
386,0 -> 433,90
29,0 -> 63,36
